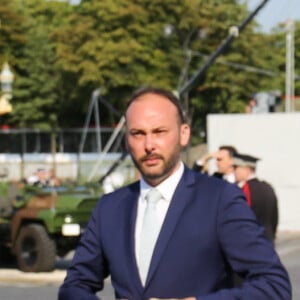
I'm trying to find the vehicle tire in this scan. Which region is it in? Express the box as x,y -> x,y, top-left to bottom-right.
15,224 -> 56,272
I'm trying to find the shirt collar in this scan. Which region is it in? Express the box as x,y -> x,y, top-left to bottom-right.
140,161 -> 184,202
223,172 -> 236,183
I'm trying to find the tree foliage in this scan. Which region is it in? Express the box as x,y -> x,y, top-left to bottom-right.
0,0 -> 299,143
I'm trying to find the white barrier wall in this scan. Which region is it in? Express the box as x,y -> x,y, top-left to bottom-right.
207,112 -> 300,231
0,153 -> 135,184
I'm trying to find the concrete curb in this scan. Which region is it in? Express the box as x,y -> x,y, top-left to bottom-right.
0,269 -> 66,286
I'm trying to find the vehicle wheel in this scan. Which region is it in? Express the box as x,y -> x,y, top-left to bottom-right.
15,224 -> 56,272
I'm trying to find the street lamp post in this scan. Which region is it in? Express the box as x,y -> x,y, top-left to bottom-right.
0,62 -> 14,115
285,20 -> 295,113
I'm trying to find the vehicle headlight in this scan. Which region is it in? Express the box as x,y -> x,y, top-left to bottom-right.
62,224 -> 81,236
64,214 -> 73,224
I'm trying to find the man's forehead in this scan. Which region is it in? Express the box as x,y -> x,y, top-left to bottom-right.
127,97 -> 177,119
130,93 -> 174,106
219,149 -> 229,156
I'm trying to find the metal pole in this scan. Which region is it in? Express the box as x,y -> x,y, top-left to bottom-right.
285,20 -> 295,112
179,0 -> 270,98
79,88 -> 101,154
94,95 -> 102,152
87,116 -> 126,182
78,88 -> 101,180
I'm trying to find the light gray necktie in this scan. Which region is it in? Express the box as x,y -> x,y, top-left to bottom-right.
139,188 -> 162,285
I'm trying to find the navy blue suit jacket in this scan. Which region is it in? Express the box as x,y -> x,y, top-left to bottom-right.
59,167 -> 291,300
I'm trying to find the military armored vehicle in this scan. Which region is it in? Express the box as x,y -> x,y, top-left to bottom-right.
0,183 -> 99,272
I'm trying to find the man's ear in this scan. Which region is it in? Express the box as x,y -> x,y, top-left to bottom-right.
180,124 -> 190,147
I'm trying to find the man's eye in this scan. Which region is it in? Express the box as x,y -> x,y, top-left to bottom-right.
131,131 -> 142,136
155,129 -> 166,135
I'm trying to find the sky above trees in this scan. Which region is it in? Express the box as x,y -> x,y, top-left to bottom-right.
247,0 -> 300,32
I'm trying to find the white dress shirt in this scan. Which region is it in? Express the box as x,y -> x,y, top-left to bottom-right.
135,162 -> 184,266
223,172 -> 236,183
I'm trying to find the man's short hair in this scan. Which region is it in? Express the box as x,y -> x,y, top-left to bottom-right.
126,86 -> 187,124
219,145 -> 237,158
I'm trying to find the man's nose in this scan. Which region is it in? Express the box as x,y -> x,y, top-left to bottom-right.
144,135 -> 155,151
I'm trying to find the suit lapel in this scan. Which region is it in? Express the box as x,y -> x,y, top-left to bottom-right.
124,183 -> 145,293
145,168 -> 196,287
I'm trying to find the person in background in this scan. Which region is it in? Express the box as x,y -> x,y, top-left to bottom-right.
193,145 -> 237,183
26,168 -> 48,187
245,97 -> 258,113
59,87 -> 290,300
192,151 -> 217,174
233,153 -> 279,242
26,171 -> 39,185
47,168 -> 61,187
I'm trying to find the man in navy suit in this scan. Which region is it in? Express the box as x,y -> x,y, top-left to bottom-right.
59,87 -> 291,300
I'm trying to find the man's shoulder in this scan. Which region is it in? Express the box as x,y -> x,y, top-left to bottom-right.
212,171 -> 223,179
188,167 -> 229,189
187,168 -> 243,209
248,178 -> 277,197
248,178 -> 273,189
95,181 -> 139,213
104,180 -> 139,198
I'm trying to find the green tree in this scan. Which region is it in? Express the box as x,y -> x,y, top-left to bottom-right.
3,0 -> 296,138
7,0 -> 72,128
0,0 -> 26,64
53,0 -> 253,128
295,21 -> 300,102
53,0 -> 185,126
0,0 -> 26,121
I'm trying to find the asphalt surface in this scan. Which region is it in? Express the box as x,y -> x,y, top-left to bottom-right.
0,230 -> 299,297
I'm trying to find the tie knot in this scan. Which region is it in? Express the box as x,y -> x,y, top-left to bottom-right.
146,188 -> 162,204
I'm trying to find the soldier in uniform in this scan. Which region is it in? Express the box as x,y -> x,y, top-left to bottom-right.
233,153 -> 278,242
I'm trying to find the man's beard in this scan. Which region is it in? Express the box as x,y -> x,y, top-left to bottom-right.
130,149 -> 181,183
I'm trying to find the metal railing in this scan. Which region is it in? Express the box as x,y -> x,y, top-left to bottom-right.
0,127 -> 125,154
0,128 -> 131,182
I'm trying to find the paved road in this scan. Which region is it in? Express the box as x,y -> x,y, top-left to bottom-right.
0,231 -> 299,299
276,231 -> 300,299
